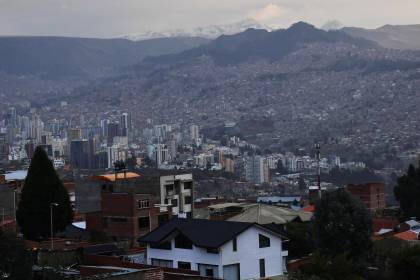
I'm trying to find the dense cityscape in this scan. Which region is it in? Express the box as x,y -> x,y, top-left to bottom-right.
1,1 -> 420,280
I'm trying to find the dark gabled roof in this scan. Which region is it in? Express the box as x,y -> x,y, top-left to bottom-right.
82,243 -> 125,256
138,218 -> 287,249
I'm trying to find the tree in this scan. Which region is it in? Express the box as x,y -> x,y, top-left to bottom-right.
394,164 -> 420,220
17,146 -> 73,240
313,189 -> 372,260
0,229 -> 33,280
390,245 -> 420,280
291,253 -> 362,280
285,222 -> 314,259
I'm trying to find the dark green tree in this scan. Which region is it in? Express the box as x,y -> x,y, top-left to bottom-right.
291,253 -> 362,280
285,222 -> 314,258
313,189 -> 372,260
391,245 -> 420,280
17,146 -> 73,240
394,164 -> 420,220
0,229 -> 33,280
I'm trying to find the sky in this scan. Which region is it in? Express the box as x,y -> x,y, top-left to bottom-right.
0,0 -> 419,37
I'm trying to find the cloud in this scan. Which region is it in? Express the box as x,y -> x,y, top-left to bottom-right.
251,3 -> 288,23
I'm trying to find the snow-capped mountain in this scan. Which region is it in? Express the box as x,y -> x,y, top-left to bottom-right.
123,18 -> 273,41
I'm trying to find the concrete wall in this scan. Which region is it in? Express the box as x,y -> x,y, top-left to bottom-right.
220,226 -> 285,279
147,239 -> 221,278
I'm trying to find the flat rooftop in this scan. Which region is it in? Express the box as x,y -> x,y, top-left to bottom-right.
93,172 -> 141,182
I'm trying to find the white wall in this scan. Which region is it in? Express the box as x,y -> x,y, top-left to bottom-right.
220,227 -> 286,279
146,225 -> 287,280
147,239 -> 221,277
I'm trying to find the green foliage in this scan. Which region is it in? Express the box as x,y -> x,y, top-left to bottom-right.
0,229 -> 33,280
16,146 -> 73,240
291,253 -> 363,280
313,189 -> 372,260
323,167 -> 382,186
390,245 -> 420,280
394,164 -> 420,220
285,222 -> 314,258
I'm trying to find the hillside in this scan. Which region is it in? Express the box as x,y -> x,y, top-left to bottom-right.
0,36 -> 209,79
342,24 -> 420,50
61,22 -> 420,158
2,22 -> 420,158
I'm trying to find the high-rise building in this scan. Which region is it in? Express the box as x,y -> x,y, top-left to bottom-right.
190,124 -> 200,144
156,144 -> 169,166
245,156 -> 269,185
168,139 -> 177,161
0,133 -> 9,160
70,139 -> 95,169
120,113 -> 132,137
29,114 -> 44,144
107,145 -> 126,169
100,119 -> 109,138
107,122 -> 120,146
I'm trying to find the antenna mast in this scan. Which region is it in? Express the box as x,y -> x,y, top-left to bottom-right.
316,143 -> 321,198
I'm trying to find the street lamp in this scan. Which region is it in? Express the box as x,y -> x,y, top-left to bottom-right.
50,203 -> 59,251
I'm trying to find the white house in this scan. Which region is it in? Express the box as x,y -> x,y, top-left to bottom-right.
138,218 -> 288,280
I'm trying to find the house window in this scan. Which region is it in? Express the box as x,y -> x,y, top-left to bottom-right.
172,199 -> 178,207
259,259 -> 265,278
138,216 -> 150,230
259,234 -> 270,248
198,264 -> 218,278
206,269 -> 214,277
232,237 -> 237,252
110,217 -> 127,223
184,196 -> 192,204
175,234 -> 193,249
165,185 -> 174,195
138,199 -> 150,209
150,241 -> 171,250
151,258 -> 173,268
178,261 -> 191,270
184,182 -> 192,190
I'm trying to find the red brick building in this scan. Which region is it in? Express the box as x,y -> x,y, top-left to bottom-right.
86,172 -> 172,247
346,182 -> 385,211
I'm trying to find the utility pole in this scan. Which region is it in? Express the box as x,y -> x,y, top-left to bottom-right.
315,143 -> 321,199
50,203 -> 59,251
13,189 -> 17,222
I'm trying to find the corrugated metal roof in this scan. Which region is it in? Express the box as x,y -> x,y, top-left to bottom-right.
228,204 -> 299,224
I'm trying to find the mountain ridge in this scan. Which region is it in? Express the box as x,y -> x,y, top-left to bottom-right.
0,36 -> 209,79
142,22 -> 377,66
342,24 -> 420,50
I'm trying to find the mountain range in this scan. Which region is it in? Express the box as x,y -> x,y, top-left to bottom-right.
122,18 -> 272,41
0,36 -> 209,79
1,21 -> 420,159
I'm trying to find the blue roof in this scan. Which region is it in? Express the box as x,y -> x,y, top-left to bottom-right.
257,196 -> 301,203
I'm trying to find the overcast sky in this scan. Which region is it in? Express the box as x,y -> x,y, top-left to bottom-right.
0,0 -> 419,37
